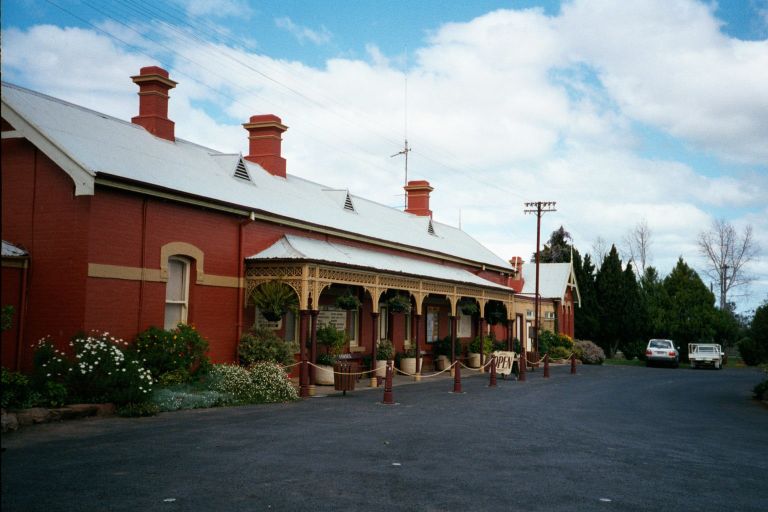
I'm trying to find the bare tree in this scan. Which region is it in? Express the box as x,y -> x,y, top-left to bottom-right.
624,219 -> 653,274
698,219 -> 759,309
592,236 -> 608,264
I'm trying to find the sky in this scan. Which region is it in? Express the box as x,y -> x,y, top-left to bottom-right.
2,0 -> 767,314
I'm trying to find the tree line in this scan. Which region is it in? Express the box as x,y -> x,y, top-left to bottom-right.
534,224 -> 764,363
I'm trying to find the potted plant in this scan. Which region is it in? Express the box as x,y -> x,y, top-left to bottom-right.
468,335 -> 493,368
335,289 -> 361,311
387,294 -> 412,314
485,302 -> 506,325
399,344 -> 419,374
375,340 -> 394,378
315,324 -> 346,385
434,336 -> 452,371
459,300 -> 479,316
251,281 -> 298,321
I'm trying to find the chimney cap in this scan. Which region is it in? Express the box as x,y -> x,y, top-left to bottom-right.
243,114 -> 288,131
404,180 -> 433,191
131,66 -> 178,88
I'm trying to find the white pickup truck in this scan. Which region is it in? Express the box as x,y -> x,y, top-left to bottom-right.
688,343 -> 724,369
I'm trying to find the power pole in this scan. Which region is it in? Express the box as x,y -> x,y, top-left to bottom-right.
524,201 -> 557,356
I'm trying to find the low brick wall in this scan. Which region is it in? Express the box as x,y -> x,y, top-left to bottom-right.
2,403 -> 115,433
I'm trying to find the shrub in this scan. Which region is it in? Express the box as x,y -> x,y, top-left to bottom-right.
548,346 -> 571,360
158,368 -> 191,387
753,378 -> 768,401
316,324 -> 346,356
116,402 -> 160,417
621,340 -> 646,361
206,363 -> 298,404
1,367 -> 40,409
316,353 -> 336,366
152,387 -> 232,412
68,331 -> 154,405
575,339 -> 605,365
469,336 -> 493,354
248,362 -> 299,403
132,324 -> 211,381
207,364 -> 254,403
239,327 -> 296,366
376,340 -> 394,360
738,337 -> 767,366
31,337 -> 71,405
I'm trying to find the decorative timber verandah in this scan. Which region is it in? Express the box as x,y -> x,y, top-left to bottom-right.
244,260 -> 518,393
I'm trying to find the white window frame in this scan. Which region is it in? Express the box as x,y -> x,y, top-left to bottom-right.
378,305 -> 388,341
164,256 -> 190,330
347,309 -> 359,347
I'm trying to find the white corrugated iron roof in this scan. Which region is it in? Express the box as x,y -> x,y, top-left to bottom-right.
521,262 -> 580,304
1,82 -> 512,271
248,235 -> 514,291
2,240 -> 28,257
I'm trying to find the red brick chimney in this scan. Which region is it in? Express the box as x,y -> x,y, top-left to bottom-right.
508,256 -> 525,291
131,66 -> 177,141
243,114 -> 288,178
404,180 -> 433,217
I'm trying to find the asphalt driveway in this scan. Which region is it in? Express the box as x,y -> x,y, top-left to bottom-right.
2,364 -> 767,511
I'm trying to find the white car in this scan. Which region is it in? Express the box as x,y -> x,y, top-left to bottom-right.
645,339 -> 679,368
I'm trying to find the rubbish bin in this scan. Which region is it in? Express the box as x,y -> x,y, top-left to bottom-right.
333,362 -> 355,395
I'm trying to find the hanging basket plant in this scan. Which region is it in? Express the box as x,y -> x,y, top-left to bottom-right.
335,289 -> 361,311
251,281 -> 298,321
459,300 -> 479,316
486,302 -> 506,325
387,294 -> 412,314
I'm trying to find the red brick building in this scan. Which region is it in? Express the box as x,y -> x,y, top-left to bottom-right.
1,66 -> 575,380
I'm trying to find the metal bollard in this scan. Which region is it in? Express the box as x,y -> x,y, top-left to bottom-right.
299,359 -> 310,398
519,351 -> 526,382
571,353 -> 577,374
489,355 -> 497,387
453,361 -> 462,393
543,353 -> 550,379
382,361 -> 394,405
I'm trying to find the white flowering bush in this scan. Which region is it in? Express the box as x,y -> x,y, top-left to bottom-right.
207,363 -> 298,404
248,362 -> 298,403
66,331 -> 154,404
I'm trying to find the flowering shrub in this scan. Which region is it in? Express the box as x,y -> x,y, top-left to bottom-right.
207,364 -> 253,402
67,332 -> 154,405
539,330 -> 574,355
238,327 -> 296,367
31,337 -> 71,406
248,362 -> 298,403
207,363 -> 298,404
574,339 -> 605,365
131,324 -> 211,382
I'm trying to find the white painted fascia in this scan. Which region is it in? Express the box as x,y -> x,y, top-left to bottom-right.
1,100 -> 95,196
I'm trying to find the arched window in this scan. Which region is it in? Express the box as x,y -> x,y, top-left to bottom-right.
165,257 -> 190,330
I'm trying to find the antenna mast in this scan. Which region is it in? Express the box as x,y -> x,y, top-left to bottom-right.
390,52 -> 411,209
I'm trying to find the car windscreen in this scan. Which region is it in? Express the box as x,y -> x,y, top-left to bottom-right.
650,341 -> 671,349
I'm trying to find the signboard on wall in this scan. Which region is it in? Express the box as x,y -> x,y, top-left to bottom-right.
458,312 -> 472,338
426,306 -> 440,342
492,351 -> 518,375
318,306 -> 347,330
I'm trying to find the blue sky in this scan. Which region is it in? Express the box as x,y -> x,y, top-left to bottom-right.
2,0 -> 767,313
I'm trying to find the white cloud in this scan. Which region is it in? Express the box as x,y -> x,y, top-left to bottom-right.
1,0 -> 765,311
275,17 -> 332,46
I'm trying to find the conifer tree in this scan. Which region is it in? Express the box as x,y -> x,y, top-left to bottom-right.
663,258 -> 716,359
595,245 -> 625,357
573,251 -> 599,341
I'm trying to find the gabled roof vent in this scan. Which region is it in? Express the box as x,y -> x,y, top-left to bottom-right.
344,191 -> 355,212
234,158 -> 251,181
427,219 -> 436,236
